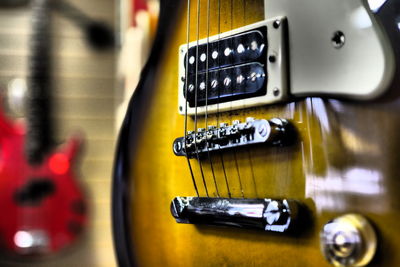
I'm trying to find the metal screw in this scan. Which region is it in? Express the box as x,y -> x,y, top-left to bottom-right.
188,84 -> 195,92
250,41 -> 258,51
237,43 -> 245,54
258,123 -> 269,137
212,51 -> 218,59
196,132 -> 206,145
189,56 -> 195,64
273,87 -> 280,97
211,79 -> 218,89
250,72 -> 257,82
273,20 -> 281,29
224,77 -> 231,87
199,82 -> 206,91
268,55 -> 276,63
331,31 -> 345,49
179,106 -> 183,111
173,140 -> 183,153
264,201 -> 281,225
237,75 -> 245,85
224,47 -> 232,57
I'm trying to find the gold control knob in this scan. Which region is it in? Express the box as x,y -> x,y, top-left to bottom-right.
320,214 -> 377,267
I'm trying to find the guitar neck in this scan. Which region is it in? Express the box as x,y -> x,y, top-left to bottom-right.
25,0 -> 54,165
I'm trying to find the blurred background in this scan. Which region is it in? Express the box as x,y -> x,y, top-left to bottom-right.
0,0 -> 158,266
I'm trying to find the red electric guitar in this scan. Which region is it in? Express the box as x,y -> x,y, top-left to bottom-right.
0,0 -> 87,256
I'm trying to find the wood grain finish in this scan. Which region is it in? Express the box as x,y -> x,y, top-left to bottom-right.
121,0 -> 400,266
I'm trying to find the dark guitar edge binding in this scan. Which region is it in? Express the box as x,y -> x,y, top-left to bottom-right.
111,1 -> 182,266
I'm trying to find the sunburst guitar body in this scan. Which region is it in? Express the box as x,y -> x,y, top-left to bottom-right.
113,0 -> 400,266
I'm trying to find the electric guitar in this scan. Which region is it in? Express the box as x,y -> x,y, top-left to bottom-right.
0,0 -> 87,256
113,0 -> 400,266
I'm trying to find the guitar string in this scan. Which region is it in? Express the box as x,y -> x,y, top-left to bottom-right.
204,0 -> 220,197
243,0 -> 259,198
245,0 -> 258,198
241,0 -> 257,198
216,0 -> 232,198
243,0 -> 258,198
184,0 -> 199,197
229,0 -> 245,198
194,0 -> 209,197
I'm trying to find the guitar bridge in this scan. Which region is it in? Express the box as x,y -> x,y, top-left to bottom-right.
173,118 -> 295,158
171,197 -> 306,233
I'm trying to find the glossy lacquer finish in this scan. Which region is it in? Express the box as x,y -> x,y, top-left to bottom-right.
0,105 -> 87,256
113,0 -> 400,266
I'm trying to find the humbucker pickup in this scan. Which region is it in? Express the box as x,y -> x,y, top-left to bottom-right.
178,17 -> 288,115
172,118 -> 295,158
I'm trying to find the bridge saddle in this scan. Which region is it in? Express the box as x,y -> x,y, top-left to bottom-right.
173,118 -> 295,158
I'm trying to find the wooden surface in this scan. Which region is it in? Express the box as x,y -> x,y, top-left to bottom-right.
0,0 -> 117,266
124,0 -> 400,266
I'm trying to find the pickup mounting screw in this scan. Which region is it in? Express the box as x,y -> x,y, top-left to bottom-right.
331,31 -> 345,49
273,87 -> 280,97
273,20 -> 281,29
269,55 -> 276,63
